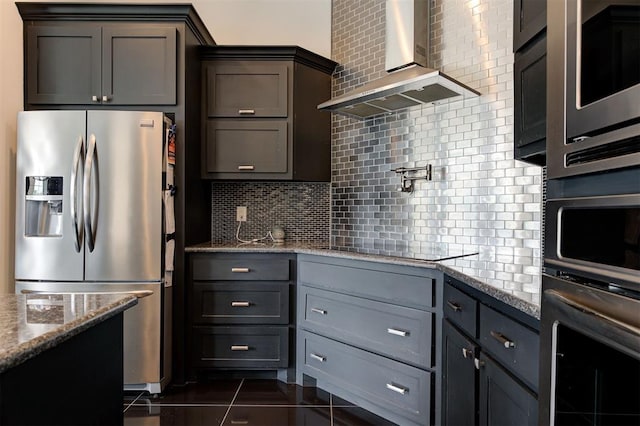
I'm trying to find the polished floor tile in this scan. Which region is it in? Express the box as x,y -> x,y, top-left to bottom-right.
123,379 -> 397,426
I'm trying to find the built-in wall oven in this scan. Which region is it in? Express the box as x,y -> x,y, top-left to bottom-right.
547,0 -> 640,179
540,169 -> 640,425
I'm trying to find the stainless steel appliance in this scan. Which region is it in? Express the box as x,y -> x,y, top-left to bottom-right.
15,110 -> 174,394
547,0 -> 640,178
540,169 -> 640,424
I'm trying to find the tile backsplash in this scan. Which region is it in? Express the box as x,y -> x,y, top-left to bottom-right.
210,182 -> 330,244
329,0 -> 543,301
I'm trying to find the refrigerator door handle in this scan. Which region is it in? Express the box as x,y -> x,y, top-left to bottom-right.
84,134 -> 97,252
70,135 -> 85,252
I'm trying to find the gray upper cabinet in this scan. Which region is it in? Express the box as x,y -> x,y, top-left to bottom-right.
201,46 -> 337,181
25,23 -> 176,106
207,64 -> 288,118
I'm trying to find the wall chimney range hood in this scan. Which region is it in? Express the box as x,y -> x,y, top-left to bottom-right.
318,0 -> 480,119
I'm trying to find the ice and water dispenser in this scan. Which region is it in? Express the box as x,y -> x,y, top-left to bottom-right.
24,176 -> 63,237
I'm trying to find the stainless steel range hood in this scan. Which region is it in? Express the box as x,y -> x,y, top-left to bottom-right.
318,0 -> 480,119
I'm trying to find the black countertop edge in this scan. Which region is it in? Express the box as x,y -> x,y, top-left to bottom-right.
186,242 -> 541,320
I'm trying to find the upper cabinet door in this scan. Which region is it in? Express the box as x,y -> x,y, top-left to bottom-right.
25,24 -> 176,106
206,63 -> 288,117
26,25 -> 102,105
102,25 -> 177,105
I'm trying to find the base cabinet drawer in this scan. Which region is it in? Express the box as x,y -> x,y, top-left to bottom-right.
194,282 -> 289,324
191,254 -> 290,281
479,305 -> 539,391
299,286 -> 432,368
300,331 -> 431,425
193,326 -> 288,368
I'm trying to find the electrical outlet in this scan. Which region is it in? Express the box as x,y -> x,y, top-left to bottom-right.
236,206 -> 247,222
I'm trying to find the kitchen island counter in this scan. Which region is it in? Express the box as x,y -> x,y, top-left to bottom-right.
186,242 -> 540,319
0,292 -> 137,373
0,292 -> 137,425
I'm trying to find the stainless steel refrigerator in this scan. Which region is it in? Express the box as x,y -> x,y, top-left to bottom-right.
15,110 -> 174,394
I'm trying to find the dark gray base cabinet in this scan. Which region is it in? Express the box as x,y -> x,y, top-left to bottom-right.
24,23 -> 176,106
188,253 -> 295,379
296,255 -> 441,426
200,46 -> 337,181
441,275 -> 539,426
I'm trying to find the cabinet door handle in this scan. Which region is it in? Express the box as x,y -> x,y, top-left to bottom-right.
237,165 -> 255,171
387,328 -> 409,337
386,383 -> 408,395
102,95 -> 110,102
311,308 -> 327,315
474,358 -> 485,370
446,301 -> 462,312
309,353 -> 326,362
462,348 -> 473,359
231,345 -> 249,351
92,95 -> 99,102
490,331 -> 515,348
231,301 -> 250,307
231,267 -> 250,273
238,109 -> 255,115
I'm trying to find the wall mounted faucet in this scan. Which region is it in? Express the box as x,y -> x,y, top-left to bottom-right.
392,164 -> 433,193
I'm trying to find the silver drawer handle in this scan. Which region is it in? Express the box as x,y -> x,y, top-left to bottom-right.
309,353 -> 326,362
231,301 -> 250,307
446,301 -> 462,312
237,165 -> 255,171
474,358 -> 485,370
462,348 -> 473,359
231,267 -> 250,273
311,308 -> 327,315
231,345 -> 249,351
490,331 -> 515,348
238,109 -> 255,115
387,328 -> 409,337
386,383 -> 408,395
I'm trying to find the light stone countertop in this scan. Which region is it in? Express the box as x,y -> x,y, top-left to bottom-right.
0,293 -> 137,374
186,241 -> 541,320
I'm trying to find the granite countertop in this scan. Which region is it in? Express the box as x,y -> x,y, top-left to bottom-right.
186,241 -> 541,319
0,293 -> 137,374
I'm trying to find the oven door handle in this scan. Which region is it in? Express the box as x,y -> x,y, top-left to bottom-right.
546,290 -> 640,336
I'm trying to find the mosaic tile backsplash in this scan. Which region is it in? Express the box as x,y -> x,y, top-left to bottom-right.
329,0 -> 543,302
210,182 -> 330,244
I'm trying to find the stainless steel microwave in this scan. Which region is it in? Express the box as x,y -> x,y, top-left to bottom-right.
545,192 -> 640,293
547,0 -> 640,179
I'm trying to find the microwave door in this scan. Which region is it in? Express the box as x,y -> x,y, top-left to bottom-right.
84,111 -> 163,282
15,111 -> 86,282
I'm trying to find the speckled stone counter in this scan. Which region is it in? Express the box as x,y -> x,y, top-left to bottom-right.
0,293 -> 137,374
186,242 -> 541,319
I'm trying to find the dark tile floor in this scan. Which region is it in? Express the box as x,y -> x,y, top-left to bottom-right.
123,379 -> 397,426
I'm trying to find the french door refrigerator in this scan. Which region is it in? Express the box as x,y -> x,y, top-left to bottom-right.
15,110 -> 174,394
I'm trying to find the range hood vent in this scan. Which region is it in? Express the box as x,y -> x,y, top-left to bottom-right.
319,0 -> 480,119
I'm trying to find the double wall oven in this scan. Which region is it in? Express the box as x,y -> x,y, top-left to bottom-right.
542,0 -> 640,424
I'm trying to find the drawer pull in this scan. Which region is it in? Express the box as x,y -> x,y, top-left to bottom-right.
231,301 -> 250,307
238,109 -> 255,115
447,301 -> 462,312
237,165 -> 255,171
231,345 -> 249,351
386,383 -> 408,395
309,353 -> 326,362
462,348 -> 473,359
387,328 -> 409,337
311,308 -> 327,315
474,358 -> 485,370
490,331 -> 515,348
231,267 -> 250,273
